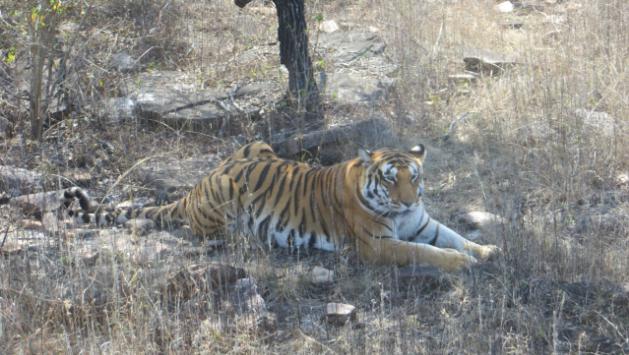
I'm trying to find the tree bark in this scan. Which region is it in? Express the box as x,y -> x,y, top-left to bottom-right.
235,0 -> 323,131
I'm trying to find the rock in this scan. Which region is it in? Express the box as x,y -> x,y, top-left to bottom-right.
494,1 -> 514,13
124,218 -> 156,235
326,70 -> 394,106
318,29 -> 397,107
166,263 -> 246,299
311,266 -> 334,284
96,97 -> 135,123
110,51 -> 136,72
272,117 -> 397,164
319,20 -> 339,33
458,211 -> 506,230
325,303 -> 357,326
133,154 -> 222,191
11,190 -> 66,217
320,30 -> 386,63
0,165 -> 44,197
615,173 -> 628,187
0,229 -> 48,255
131,71 -> 281,132
463,48 -> 517,75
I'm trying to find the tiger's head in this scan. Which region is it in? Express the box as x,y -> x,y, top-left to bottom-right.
357,145 -> 426,215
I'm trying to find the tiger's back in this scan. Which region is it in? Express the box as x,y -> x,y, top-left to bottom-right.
65,141 -> 498,271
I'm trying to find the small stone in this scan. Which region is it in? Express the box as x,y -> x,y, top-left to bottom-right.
319,20 -> 339,33
325,303 -> 357,326
110,51 -> 136,72
615,173 -> 629,187
311,266 -> 334,284
463,48 -> 517,75
458,211 -> 506,229
494,1 -> 514,13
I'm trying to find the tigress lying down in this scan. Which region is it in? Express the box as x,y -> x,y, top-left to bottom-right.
64,141 -> 499,272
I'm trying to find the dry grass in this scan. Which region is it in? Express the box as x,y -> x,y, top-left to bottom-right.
1,0 -> 628,353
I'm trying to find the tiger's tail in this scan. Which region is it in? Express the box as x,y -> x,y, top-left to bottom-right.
62,187 -> 186,227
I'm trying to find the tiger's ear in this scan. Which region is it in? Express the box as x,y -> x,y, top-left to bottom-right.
358,148 -> 372,163
410,144 -> 426,161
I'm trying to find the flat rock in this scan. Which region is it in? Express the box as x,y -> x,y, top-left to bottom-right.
318,29 -> 397,107
326,70 -> 394,107
272,117 -> 397,164
0,165 -> 44,197
96,97 -> 135,123
457,211 -> 506,229
0,229 -> 48,255
11,190 -> 66,216
320,31 -> 386,63
463,47 -> 517,75
131,71 -> 281,132
310,266 -> 334,284
133,154 -> 222,191
325,303 -> 357,326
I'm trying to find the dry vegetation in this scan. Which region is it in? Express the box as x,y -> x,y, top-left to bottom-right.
1,0 -> 628,353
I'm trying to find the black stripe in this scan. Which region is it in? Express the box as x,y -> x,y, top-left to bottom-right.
415,216 -> 430,237
253,162 -> 272,190
308,232 -> 317,248
257,215 -> 271,238
272,173 -> 289,207
243,143 -> 252,157
428,224 -> 440,246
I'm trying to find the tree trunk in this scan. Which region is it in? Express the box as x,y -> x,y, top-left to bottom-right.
235,0 -> 323,131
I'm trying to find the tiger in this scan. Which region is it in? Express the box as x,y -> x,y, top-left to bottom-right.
63,141 -> 499,272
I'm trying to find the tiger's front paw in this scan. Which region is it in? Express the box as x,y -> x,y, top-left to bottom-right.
476,244 -> 500,261
439,249 -> 477,272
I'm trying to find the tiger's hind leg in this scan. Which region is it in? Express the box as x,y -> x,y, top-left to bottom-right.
184,173 -> 244,238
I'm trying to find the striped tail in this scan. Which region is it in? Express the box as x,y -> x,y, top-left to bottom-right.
62,187 -> 186,228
